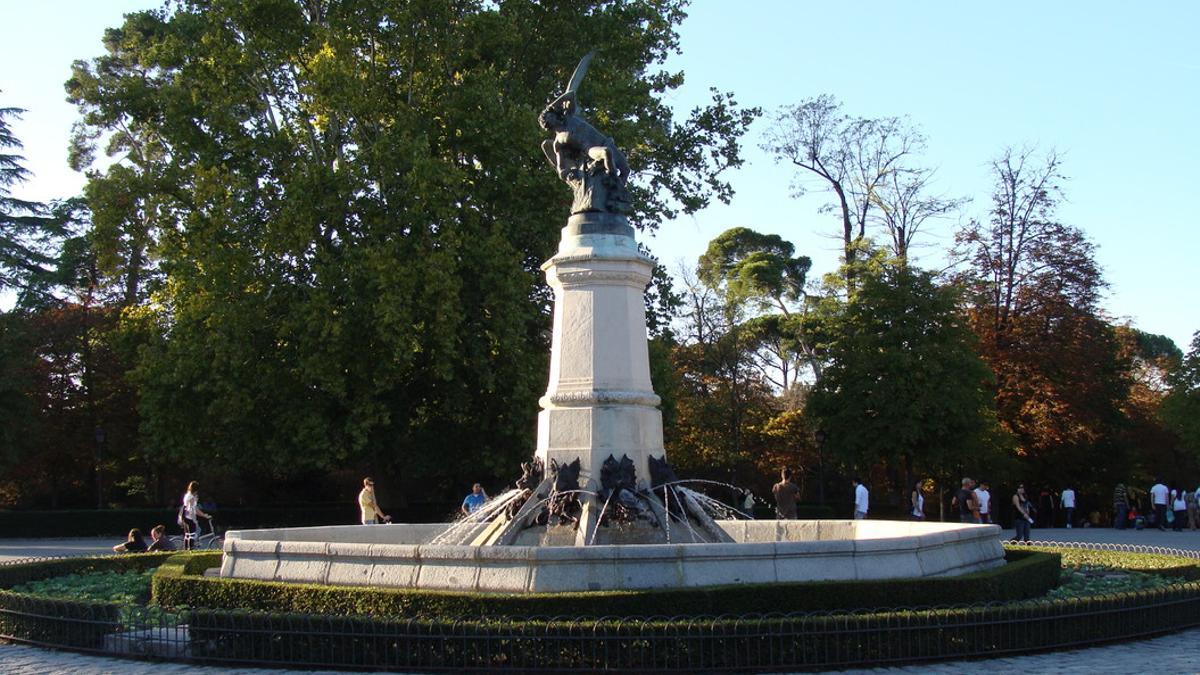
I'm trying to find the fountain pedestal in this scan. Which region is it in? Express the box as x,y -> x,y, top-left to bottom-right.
535,212 -> 668,544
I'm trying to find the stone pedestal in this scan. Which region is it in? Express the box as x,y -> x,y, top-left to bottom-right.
535,211 -> 664,500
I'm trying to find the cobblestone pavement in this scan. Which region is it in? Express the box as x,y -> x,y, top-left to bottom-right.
4,530 -> 1200,673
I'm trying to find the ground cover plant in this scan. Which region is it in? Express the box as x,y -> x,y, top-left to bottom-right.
11,568 -> 155,605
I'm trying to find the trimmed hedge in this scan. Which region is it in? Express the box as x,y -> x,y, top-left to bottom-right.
152,549 -> 1060,617
0,553 -> 173,650
183,581 -> 1200,671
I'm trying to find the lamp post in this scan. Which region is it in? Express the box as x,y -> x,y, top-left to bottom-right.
814,429 -> 826,507
94,426 -> 105,509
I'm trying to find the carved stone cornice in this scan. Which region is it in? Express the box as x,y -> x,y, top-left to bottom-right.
540,388 -> 662,408
551,267 -> 651,287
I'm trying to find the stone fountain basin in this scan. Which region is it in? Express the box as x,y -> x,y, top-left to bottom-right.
220,520 -> 1004,594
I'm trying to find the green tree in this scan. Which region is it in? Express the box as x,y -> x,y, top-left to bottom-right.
0,105 -> 67,300
1163,331 -> 1200,455
66,0 -> 755,496
806,260 -> 1010,502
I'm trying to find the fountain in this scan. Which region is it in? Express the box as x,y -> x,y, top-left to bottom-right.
220,52 -> 1004,593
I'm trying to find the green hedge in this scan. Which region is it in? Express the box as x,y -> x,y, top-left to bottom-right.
153,549 -> 1059,617
0,553 -> 173,650
184,579 -> 1200,671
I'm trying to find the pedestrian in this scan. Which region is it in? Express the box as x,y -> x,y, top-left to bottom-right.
952,478 -> 977,524
975,480 -> 992,524
1113,483 -> 1129,530
1061,485 -> 1076,528
1188,487 -> 1198,531
1038,486 -> 1057,529
910,480 -> 926,521
740,489 -> 756,517
147,524 -> 175,552
358,477 -> 390,525
1012,484 -> 1034,543
772,468 -> 800,520
462,483 -> 489,515
852,477 -> 869,520
112,528 -> 147,553
1150,478 -> 1170,531
178,481 -> 211,550
1173,486 -> 1187,532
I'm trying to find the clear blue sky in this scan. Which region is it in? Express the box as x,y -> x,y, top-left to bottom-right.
3,1 -> 1197,349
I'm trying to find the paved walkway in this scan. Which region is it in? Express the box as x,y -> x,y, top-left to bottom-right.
4,529 -> 1200,673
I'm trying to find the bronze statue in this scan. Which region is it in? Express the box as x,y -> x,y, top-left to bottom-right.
539,51 -> 631,215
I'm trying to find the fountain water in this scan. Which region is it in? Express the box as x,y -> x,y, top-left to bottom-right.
220,52 -> 1004,593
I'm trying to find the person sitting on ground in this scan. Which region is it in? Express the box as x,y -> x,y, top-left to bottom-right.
462,483 -> 489,515
146,524 -> 175,552
113,528 -> 147,553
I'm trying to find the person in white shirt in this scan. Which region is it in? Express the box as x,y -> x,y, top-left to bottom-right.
974,480 -> 992,524
1149,480 -> 1170,531
911,480 -> 926,521
1060,487 -> 1076,528
852,478 -> 869,520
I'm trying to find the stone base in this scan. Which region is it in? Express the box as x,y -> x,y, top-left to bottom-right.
221,520 -> 1006,593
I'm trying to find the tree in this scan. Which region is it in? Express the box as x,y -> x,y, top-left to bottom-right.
762,96 -> 946,276
955,147 -> 1129,489
697,227 -> 816,386
806,260 -> 1010,502
1163,331 -> 1200,455
66,1 -> 756,497
0,105 -> 67,299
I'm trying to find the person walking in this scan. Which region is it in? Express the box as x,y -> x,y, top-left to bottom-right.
852,478 -> 869,520
1012,484 -> 1034,543
1113,483 -> 1129,530
1173,487 -> 1187,532
358,477 -> 390,525
178,481 -> 211,550
1061,486 -> 1076,528
953,478 -> 977,524
462,483 -> 489,515
772,468 -> 800,520
1187,487 -> 1198,531
975,480 -> 992,524
910,480 -> 925,521
1150,479 -> 1170,531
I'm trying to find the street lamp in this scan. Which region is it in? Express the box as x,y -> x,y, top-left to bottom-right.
814,429 -> 826,507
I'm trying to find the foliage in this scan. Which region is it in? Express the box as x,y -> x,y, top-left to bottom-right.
955,148 -> 1134,490
1163,332 -> 1200,455
0,105 -> 69,299
806,258 -> 1011,490
12,568 -> 156,605
59,0 -> 755,497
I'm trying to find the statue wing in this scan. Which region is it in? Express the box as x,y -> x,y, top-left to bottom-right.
565,50 -> 596,96
540,138 -> 557,168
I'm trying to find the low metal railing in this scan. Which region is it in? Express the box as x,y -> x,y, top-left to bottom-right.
1,541 -> 1199,672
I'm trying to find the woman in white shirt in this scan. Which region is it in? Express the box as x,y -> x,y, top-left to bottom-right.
179,481 -> 210,550
1172,487 -> 1187,533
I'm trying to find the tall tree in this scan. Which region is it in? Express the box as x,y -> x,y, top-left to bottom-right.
696,227 -> 816,387
0,105 -> 67,299
1163,331 -> 1200,456
66,0 -> 755,495
956,147 -> 1128,488
762,96 -> 939,276
806,259 -> 1010,500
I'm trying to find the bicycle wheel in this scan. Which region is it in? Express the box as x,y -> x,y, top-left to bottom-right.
204,536 -> 225,551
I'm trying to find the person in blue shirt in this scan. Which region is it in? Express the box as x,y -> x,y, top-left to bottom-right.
461,483 -> 489,515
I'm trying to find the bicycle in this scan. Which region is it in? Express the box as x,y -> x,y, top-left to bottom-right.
169,516 -> 224,551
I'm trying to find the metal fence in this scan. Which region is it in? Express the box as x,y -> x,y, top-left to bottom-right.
2,541 -> 1200,672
